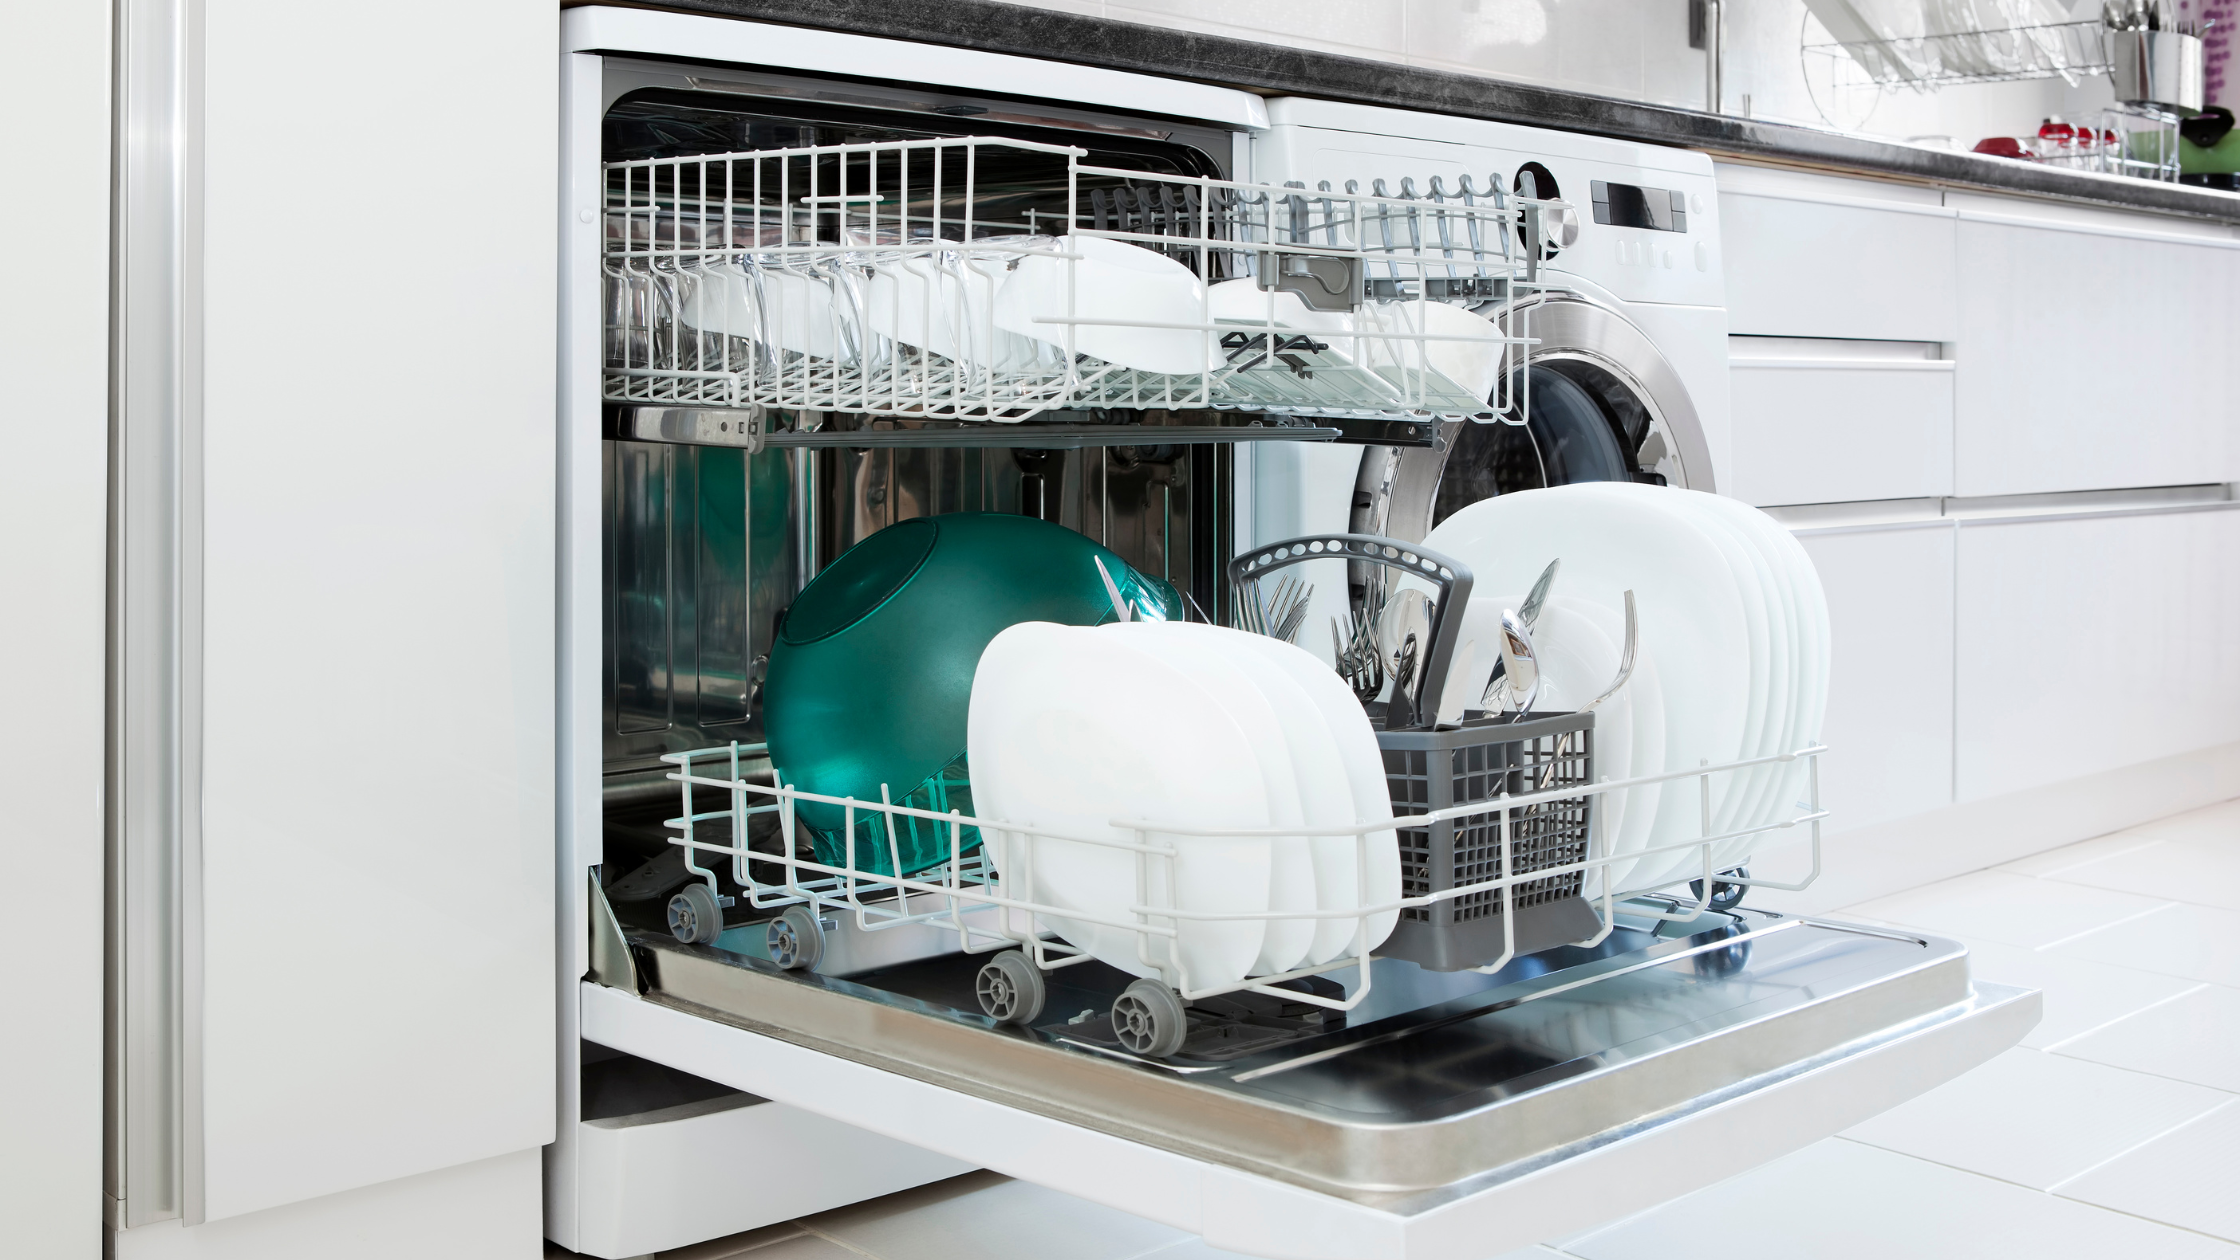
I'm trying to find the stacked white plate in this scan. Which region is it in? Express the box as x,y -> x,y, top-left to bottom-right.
967,620 -> 1400,991
1423,481 -> 1828,898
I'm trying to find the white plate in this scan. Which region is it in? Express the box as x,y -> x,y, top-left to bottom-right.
1353,299 -> 1506,400
967,623 -> 1268,987
1705,495 -> 1831,856
1553,594 -> 1668,896
1222,630 -> 1401,963
678,262 -> 861,361
1566,484 -> 1770,895
864,245 -> 1054,374
1424,483 -> 1752,898
1669,491 -> 1791,873
1454,594 -> 1639,899
995,235 -> 1217,375
1704,495 -> 1803,870
1101,623 -> 1317,976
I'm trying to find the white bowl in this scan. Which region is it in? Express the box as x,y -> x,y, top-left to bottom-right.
995,235 -> 1218,375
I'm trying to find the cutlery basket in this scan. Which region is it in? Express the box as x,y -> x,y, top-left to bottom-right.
1376,709 -> 1600,971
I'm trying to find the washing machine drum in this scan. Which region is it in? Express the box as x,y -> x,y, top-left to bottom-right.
1431,365 -> 1645,527
1354,297 -> 1707,544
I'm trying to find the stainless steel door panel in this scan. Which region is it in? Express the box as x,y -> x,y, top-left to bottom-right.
616,917 -> 2020,1202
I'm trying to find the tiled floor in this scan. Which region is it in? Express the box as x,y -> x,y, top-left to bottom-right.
561,797 -> 2240,1260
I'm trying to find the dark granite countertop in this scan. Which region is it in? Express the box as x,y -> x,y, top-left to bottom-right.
611,0 -> 2240,226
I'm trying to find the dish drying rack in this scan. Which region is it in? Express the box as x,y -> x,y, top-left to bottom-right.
653,733 -> 1827,1061
603,135 -> 1548,425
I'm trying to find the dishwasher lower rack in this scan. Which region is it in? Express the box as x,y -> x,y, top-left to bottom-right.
602,135 -> 1548,423
645,733 -> 1828,1057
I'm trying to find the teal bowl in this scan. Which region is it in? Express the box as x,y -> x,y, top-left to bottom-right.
762,512 -> 1176,876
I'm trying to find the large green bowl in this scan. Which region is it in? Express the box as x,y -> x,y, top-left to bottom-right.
762,512 -> 1177,876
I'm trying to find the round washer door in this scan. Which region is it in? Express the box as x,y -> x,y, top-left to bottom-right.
1351,293 -> 1713,544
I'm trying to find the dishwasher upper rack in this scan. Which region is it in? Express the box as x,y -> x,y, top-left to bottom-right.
603,135 -> 1544,424
654,734 -> 1827,1032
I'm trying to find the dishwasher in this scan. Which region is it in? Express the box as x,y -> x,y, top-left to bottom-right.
554,10 -> 2038,1258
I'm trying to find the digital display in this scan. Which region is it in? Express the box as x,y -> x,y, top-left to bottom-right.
1592,180 -> 1687,233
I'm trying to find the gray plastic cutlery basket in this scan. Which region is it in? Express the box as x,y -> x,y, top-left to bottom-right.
1231,533 -> 1601,970
1375,709 -> 1600,971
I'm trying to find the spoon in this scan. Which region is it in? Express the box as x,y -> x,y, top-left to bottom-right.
1492,607 -> 1540,717
1485,557 -> 1558,704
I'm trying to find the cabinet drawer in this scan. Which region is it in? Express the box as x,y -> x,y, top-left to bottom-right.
1717,167 -> 1958,343
1730,340 -> 1954,506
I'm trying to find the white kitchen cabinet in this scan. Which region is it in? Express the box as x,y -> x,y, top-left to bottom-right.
1951,198 -> 2240,497
127,0 -> 560,1230
1715,164 -> 1958,343
1796,524 -> 1958,833
1730,339 -> 1954,505
1955,505 -> 2240,802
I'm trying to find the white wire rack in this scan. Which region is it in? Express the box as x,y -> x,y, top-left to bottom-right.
660,738 -> 1828,1017
604,136 -> 1545,424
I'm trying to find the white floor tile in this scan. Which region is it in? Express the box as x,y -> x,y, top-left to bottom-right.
2057,984 -> 2240,1092
1562,1138 -> 2240,1260
1841,1047 -> 2233,1189
731,1236 -> 872,1260
2046,838 -> 2240,913
797,1170 -> 1188,1260
1944,934 -> 2201,1048
2051,902 -> 2240,986
2055,1102 -> 2240,1242
2000,830 -> 2170,878
1844,870 -> 2174,949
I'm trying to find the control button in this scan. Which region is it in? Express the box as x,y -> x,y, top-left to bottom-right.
1662,249 -> 1674,269
1694,240 -> 1710,270
1690,192 -> 1707,215
578,208 -> 595,224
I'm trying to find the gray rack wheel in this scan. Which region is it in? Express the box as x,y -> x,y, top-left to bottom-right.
1691,867 -> 1750,914
1111,978 -> 1189,1059
974,950 -> 1047,1026
766,904 -> 825,971
666,882 -> 723,945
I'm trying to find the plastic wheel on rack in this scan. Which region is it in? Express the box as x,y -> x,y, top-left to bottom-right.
766,905 -> 825,972
666,883 -> 724,945
974,951 -> 1047,1026
1691,867 -> 1749,915
1111,979 -> 1189,1059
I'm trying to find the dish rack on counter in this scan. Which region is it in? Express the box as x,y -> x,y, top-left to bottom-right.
603,135 -> 1551,425
653,727 -> 1826,1061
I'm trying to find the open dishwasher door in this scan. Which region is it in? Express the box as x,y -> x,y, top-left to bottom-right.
584,909 -> 2034,1259
556,11 -> 2037,1257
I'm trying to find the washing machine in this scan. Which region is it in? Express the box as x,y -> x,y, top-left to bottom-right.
1247,98 -> 1731,652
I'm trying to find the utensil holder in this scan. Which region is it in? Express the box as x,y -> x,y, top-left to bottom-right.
1226,532 -> 1473,731
1375,709 -> 1600,971
2109,29 -> 2204,111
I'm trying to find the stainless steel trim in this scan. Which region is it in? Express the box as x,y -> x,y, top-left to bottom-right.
626,917 -> 1984,1202
1762,483 -> 2239,532
616,408 -> 1348,451
625,406 -> 767,450
110,0 -> 204,1228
